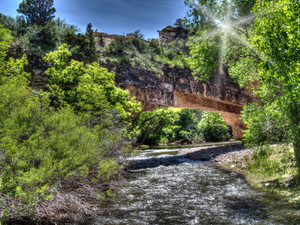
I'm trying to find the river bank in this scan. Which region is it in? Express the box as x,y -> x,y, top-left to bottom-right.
92,142 -> 300,224
181,144 -> 300,209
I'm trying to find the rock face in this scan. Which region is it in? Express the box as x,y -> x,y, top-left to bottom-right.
158,26 -> 190,45
93,32 -> 124,48
104,63 -> 256,139
26,52 -> 255,140
93,32 -> 140,48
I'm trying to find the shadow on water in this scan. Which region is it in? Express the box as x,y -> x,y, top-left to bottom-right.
126,154 -> 187,170
225,196 -> 265,216
127,144 -> 245,170
149,140 -> 242,150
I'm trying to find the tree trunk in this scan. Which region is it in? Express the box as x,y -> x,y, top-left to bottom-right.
290,104 -> 300,180
293,137 -> 300,178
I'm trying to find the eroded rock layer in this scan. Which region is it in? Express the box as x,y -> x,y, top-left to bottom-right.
26,51 -> 256,140
104,64 -> 256,139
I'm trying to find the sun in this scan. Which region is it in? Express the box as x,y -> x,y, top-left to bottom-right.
192,0 -> 256,63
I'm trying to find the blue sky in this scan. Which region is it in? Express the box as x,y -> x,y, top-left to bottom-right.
1,0 -> 189,39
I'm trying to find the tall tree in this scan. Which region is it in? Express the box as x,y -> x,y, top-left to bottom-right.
185,0 -> 257,80
85,22 -> 96,61
17,0 -> 56,26
242,0 -> 300,175
182,0 -> 256,31
186,0 -> 300,176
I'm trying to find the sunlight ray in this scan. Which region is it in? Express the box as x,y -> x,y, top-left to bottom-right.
196,4 -> 222,25
191,28 -> 223,43
228,31 -> 266,60
231,14 -> 256,27
219,29 -> 229,63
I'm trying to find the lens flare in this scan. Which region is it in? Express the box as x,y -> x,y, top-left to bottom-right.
193,0 -> 257,63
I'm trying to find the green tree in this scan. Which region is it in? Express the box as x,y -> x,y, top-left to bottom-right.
186,0 -> 300,175
241,0 -> 300,175
17,0 -> 56,26
85,22 -> 96,61
174,18 -> 185,28
183,0 -> 255,31
131,108 -> 207,146
0,26 -> 12,63
44,44 -> 141,119
185,0 -> 257,79
132,108 -> 180,146
183,0 -> 217,32
173,108 -> 202,141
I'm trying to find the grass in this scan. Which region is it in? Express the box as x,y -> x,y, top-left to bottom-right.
221,144 -> 300,207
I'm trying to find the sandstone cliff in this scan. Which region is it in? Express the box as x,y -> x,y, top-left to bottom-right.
26,52 -> 255,140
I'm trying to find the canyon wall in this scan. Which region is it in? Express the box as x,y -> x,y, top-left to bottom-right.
26,51 -> 256,140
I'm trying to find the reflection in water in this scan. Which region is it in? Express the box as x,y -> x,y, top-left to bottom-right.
91,145 -> 300,225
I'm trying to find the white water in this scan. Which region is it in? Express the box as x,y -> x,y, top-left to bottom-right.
90,144 -> 300,224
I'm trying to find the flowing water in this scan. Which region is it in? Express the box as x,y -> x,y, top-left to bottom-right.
91,143 -> 300,225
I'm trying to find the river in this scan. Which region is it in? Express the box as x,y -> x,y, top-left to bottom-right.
90,143 -> 300,225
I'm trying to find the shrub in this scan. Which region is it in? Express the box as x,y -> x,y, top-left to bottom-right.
0,33 -> 135,222
44,45 -> 141,119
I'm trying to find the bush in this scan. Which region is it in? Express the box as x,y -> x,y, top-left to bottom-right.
0,72 -> 128,221
249,145 -> 297,177
0,33 -> 135,222
44,45 -> 141,119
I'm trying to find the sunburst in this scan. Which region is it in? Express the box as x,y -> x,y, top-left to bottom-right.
191,0 -> 258,63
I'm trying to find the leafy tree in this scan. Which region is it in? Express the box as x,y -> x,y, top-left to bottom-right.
132,29 -> 144,39
183,0 -> 217,32
240,0 -> 300,175
186,0 -> 300,176
132,108 -> 180,146
0,26 -> 12,63
186,33 -> 221,81
17,0 -> 56,26
20,22 -> 57,51
174,18 -> 185,28
173,108 -> 202,141
0,13 -> 16,30
44,44 -> 141,119
183,0 -> 256,31
185,0 -> 257,79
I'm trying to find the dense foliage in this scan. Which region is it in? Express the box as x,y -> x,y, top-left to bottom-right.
132,108 -> 232,146
186,0 -> 300,175
0,26 -> 139,222
185,0 -> 257,80
242,0 -> 300,173
198,111 -> 232,142
44,44 -> 140,119
0,9 -> 98,56
182,0 -> 256,32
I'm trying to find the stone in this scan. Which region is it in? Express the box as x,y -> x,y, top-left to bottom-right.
157,26 -> 190,45
103,63 -> 257,139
